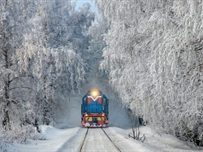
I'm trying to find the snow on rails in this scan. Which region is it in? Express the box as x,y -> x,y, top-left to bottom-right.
79,128 -> 121,152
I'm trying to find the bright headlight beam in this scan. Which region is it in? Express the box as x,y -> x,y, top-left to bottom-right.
90,89 -> 99,98
92,91 -> 97,97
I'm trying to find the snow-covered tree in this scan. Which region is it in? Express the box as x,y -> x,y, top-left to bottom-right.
15,0 -> 92,127
0,0 -> 94,143
0,0 -> 38,131
96,0 -> 203,145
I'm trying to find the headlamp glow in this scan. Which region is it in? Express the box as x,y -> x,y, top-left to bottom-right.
90,89 -> 99,98
92,91 -> 97,96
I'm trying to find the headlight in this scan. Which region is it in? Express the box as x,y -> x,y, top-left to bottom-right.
90,89 -> 99,98
92,91 -> 97,97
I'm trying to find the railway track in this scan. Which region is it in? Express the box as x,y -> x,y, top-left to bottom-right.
101,128 -> 122,152
79,128 -> 121,152
79,128 -> 89,152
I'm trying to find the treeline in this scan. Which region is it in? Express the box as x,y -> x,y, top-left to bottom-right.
0,0 -> 94,142
95,0 -> 203,146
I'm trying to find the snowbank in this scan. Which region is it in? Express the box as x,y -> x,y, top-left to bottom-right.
4,125 -> 80,152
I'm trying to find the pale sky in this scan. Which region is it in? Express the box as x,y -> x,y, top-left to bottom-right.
72,0 -> 98,14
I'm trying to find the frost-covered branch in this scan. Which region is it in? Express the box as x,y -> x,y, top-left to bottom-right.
96,0 -> 203,146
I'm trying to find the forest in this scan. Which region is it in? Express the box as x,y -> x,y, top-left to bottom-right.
0,0 -> 93,143
96,0 -> 203,146
0,0 -> 203,147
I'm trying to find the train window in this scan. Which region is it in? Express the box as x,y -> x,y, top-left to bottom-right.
103,99 -> 106,105
84,97 -> 87,104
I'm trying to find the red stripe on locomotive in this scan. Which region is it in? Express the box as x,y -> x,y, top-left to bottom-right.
87,97 -> 91,104
98,97 -> 102,104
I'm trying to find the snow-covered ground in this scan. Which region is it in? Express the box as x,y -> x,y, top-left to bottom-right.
108,127 -> 201,152
2,89 -> 203,152
4,125 -> 202,152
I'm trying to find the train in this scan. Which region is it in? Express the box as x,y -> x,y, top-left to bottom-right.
81,89 -> 109,127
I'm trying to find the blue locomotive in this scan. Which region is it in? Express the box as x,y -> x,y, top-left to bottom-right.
81,89 -> 109,127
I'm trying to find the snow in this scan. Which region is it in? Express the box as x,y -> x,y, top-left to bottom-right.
4,125 -> 202,152
1,87 -> 200,152
109,127 -> 201,152
4,126 -> 81,152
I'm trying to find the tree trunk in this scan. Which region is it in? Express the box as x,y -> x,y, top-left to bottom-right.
2,28 -> 11,130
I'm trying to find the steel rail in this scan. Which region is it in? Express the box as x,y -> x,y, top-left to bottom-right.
101,128 -> 122,152
79,128 -> 89,152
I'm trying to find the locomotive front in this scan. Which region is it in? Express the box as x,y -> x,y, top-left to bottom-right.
81,89 -> 109,127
